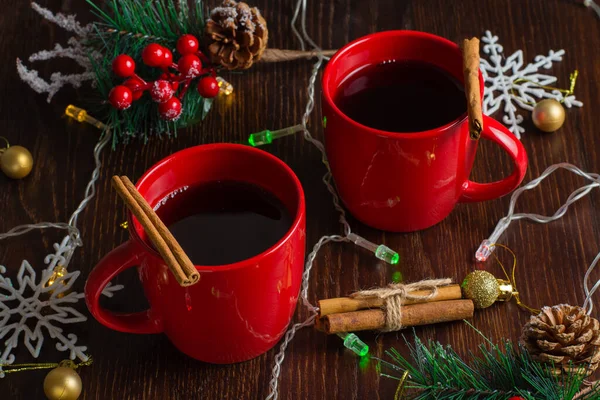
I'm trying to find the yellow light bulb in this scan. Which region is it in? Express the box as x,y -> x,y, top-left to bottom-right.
216,77 -> 234,96
46,265 -> 67,288
65,105 -> 87,122
65,105 -> 106,130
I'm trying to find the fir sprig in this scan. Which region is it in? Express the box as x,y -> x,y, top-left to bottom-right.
379,324 -> 600,400
85,0 -> 211,146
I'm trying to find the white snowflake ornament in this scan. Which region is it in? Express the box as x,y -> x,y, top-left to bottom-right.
0,262 -> 87,378
0,237 -> 123,377
480,30 -> 583,139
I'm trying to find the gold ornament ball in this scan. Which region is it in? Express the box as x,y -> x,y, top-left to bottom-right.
532,99 -> 565,132
0,145 -> 33,179
461,270 -> 500,309
43,364 -> 82,400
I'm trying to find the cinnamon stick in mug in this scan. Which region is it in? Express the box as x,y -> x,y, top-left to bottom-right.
112,176 -> 200,287
462,37 -> 483,140
321,299 -> 474,334
318,284 -> 462,317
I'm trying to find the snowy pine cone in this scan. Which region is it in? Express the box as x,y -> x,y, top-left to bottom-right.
521,304 -> 600,377
205,0 -> 268,70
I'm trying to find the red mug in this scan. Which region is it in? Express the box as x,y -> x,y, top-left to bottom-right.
322,31 -> 528,232
85,144 -> 306,363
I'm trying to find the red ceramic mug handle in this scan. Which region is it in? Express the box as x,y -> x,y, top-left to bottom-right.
85,240 -> 163,334
459,115 -> 528,203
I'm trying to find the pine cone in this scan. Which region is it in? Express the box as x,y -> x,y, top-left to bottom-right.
205,0 -> 268,70
521,304 -> 600,377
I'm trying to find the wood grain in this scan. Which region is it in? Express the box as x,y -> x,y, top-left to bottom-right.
2,0 -> 600,399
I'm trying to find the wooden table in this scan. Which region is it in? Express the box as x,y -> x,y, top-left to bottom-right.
2,0 -> 600,398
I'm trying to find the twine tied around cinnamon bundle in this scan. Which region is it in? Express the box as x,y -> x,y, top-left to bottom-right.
350,278 -> 453,331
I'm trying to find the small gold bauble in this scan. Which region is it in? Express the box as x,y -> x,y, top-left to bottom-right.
462,270 -> 505,309
43,361 -> 82,400
532,99 -> 565,132
0,145 -> 33,179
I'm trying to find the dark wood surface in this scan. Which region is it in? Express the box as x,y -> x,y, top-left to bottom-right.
2,0 -> 600,399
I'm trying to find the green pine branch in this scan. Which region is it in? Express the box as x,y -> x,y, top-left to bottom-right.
84,0 -> 212,146
379,324 -> 600,400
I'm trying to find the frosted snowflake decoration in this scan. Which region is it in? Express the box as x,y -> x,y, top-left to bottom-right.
0,237 -> 123,377
480,30 -> 583,139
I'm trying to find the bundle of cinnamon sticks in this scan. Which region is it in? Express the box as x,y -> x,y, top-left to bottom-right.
316,285 -> 474,334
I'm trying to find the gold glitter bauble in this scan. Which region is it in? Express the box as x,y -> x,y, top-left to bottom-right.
532,99 -> 565,132
43,361 -> 82,400
0,145 -> 33,179
461,270 -> 500,309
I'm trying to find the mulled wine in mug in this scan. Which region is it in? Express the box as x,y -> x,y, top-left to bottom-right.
85,144 -> 306,363
322,30 -> 528,232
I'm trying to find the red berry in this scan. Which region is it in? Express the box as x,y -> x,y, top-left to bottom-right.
176,34 -> 199,55
197,76 -> 219,98
142,43 -> 166,67
158,97 -> 182,121
108,85 -> 133,110
112,54 -> 136,78
178,54 -> 202,78
508,397 -> 525,400
150,80 -> 174,103
161,48 -> 173,69
124,77 -> 145,100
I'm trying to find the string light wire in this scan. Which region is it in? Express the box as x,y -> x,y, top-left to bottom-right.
0,109 -> 111,268
475,163 -> 600,317
264,0 -> 382,398
476,163 -> 600,262
584,0 -> 600,19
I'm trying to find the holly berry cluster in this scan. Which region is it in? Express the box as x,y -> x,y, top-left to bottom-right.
108,34 -> 220,121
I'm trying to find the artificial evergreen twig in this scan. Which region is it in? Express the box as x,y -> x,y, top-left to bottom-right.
379,323 -> 600,400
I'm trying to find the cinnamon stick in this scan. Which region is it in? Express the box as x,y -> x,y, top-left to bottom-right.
318,284 -> 462,317
111,176 -> 200,287
462,38 -> 483,140
321,299 -> 474,334
259,48 -> 338,63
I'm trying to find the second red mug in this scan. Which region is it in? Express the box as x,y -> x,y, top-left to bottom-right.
322,30 -> 528,232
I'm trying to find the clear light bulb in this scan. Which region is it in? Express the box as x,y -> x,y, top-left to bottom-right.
475,239 -> 493,262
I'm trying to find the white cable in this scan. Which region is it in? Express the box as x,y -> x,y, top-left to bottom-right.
68,130 -> 112,232
473,162 -> 600,316
0,129 -> 111,266
290,0 -> 305,51
584,0 -> 600,19
0,222 -> 79,242
583,251 -> 600,315
475,163 -> 600,262
265,1 -> 352,398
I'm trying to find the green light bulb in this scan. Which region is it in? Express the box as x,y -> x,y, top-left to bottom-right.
248,130 -> 273,147
337,332 -> 369,357
248,124 -> 304,147
346,233 -> 400,265
376,244 -> 400,264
